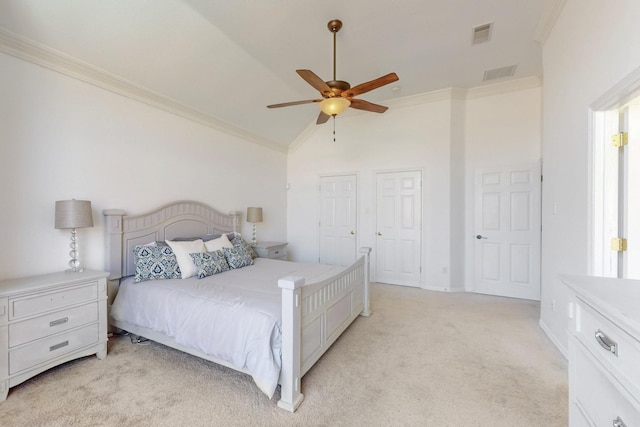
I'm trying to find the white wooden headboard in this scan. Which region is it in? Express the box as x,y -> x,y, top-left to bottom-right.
103,200 -> 240,281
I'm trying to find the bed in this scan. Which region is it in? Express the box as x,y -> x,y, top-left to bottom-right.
103,201 -> 371,412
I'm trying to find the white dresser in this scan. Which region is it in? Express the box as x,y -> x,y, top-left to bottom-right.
562,275 -> 640,427
0,269 -> 109,401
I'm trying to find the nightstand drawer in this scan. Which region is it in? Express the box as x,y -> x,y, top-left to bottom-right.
10,282 -> 98,320
9,302 -> 98,347
9,323 -> 99,374
252,242 -> 288,260
575,298 -> 640,391
573,341 -> 640,427
266,247 -> 286,259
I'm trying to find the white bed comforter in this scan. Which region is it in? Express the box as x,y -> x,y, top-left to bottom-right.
110,258 -> 343,398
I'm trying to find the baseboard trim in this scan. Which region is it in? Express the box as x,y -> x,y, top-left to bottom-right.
421,284 -> 453,292
538,318 -> 568,360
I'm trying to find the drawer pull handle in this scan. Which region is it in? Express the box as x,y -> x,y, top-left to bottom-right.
50,340 -> 69,352
595,329 -> 618,356
613,416 -> 626,427
49,317 -> 69,327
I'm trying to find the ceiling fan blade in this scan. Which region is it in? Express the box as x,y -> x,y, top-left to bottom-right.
267,99 -> 321,108
316,111 -> 331,124
342,72 -> 399,98
349,98 -> 389,113
297,70 -> 334,97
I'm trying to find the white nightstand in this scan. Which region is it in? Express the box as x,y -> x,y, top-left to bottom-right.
252,242 -> 288,260
0,269 -> 109,401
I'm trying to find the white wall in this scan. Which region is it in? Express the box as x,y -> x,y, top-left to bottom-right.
287,83 -> 542,291
539,0 -> 640,355
287,94 -> 455,290
0,52 -> 287,280
463,82 -> 542,291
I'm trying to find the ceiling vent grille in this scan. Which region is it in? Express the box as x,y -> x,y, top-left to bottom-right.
472,23 -> 492,44
483,65 -> 517,81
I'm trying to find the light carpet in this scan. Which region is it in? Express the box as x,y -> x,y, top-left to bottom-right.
0,283 -> 568,426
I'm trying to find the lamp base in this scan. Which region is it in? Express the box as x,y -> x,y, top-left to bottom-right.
66,228 -> 83,273
251,222 -> 257,246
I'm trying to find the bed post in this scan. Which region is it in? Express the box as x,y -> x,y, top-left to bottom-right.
360,247 -> 372,317
103,209 -> 125,306
277,275 -> 305,412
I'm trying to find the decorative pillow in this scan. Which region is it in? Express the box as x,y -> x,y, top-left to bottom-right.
229,233 -> 257,259
204,233 -> 234,252
165,239 -> 206,279
133,245 -> 181,283
189,250 -> 230,279
223,246 -> 254,269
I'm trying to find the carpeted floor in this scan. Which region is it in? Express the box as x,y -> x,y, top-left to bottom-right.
0,283 -> 568,426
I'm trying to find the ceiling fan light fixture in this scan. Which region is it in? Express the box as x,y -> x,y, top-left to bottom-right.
319,97 -> 350,116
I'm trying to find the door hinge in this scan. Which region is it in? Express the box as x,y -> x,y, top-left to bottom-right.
611,237 -> 628,252
611,132 -> 628,147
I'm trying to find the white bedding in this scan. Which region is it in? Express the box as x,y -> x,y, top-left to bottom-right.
109,258 -> 344,398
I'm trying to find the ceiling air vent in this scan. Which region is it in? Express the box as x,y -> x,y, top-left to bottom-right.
472,23 -> 492,44
483,65 -> 517,82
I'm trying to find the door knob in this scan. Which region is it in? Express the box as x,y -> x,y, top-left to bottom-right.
377,232 -> 382,236
475,235 -> 488,240
350,230 -> 355,235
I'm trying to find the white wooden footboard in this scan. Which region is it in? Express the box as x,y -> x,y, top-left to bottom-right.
277,247 -> 371,412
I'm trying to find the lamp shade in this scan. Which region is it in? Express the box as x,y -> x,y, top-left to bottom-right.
319,97 -> 350,116
55,200 -> 94,229
246,207 -> 263,223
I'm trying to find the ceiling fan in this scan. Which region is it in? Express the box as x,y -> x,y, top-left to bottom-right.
267,19 -> 399,125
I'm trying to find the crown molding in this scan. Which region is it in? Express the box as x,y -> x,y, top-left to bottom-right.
386,88 -> 465,109
465,76 -> 541,99
287,79 -> 540,154
534,0 -> 566,45
0,28 -> 286,153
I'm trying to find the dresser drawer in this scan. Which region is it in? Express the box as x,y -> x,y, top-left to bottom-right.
9,323 -> 99,374
573,341 -> 640,427
10,282 -> 98,320
9,302 -> 98,348
575,297 -> 640,392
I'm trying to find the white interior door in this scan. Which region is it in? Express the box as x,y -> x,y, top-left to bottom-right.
375,170 -> 422,287
318,175 -> 357,266
473,163 -> 541,300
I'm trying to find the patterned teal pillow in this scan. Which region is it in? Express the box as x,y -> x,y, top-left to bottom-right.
189,250 -> 230,279
133,245 -> 181,283
230,234 -> 257,259
223,246 -> 254,269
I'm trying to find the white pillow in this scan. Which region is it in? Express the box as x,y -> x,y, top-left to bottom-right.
165,239 -> 206,279
204,233 -> 234,252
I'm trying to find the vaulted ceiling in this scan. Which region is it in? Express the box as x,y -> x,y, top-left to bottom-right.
0,1 -> 558,151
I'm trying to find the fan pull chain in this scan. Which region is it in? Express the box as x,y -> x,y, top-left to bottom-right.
333,116 -> 337,142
